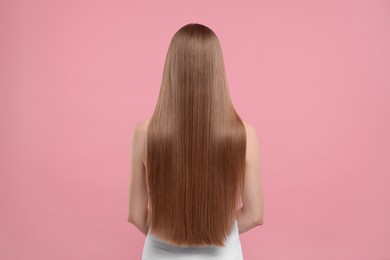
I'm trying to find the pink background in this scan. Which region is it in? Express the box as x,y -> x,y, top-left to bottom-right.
1,0 -> 389,259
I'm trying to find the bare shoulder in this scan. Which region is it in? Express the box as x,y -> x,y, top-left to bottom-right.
132,118 -> 151,166
242,120 -> 258,143
134,118 -> 151,132
242,120 -> 260,163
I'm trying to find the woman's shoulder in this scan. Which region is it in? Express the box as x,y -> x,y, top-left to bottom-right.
133,118 -> 151,167
133,118 -> 151,147
242,120 -> 256,138
136,118 -> 255,138
134,118 -> 151,133
138,118 -> 255,137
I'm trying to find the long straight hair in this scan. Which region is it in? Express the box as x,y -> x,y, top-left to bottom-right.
145,23 -> 246,247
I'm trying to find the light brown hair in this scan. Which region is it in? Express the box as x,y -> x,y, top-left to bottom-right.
145,23 -> 246,247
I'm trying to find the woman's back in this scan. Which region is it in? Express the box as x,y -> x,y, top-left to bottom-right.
129,117 -> 262,259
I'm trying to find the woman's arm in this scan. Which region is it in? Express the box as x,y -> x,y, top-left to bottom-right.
236,122 -> 264,234
128,120 -> 149,236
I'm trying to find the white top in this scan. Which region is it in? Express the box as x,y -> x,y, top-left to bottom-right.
141,218 -> 243,260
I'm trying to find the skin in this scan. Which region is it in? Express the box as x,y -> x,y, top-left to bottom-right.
128,118 -> 264,236
127,119 -> 150,236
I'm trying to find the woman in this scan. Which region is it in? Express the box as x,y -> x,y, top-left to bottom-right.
128,23 -> 264,259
